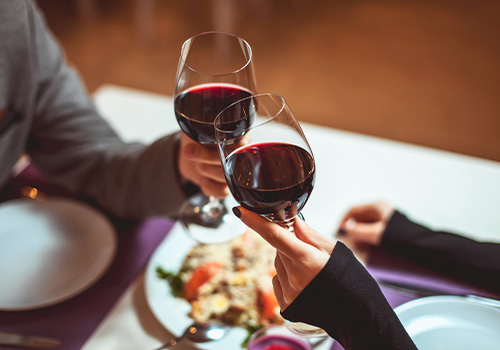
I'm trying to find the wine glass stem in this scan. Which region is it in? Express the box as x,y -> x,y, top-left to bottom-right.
284,221 -> 295,233
281,212 -> 305,233
203,196 -> 225,219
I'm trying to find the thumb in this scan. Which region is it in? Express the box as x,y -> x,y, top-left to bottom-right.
293,219 -> 336,255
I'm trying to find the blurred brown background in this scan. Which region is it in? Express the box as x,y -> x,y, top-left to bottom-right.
37,0 -> 500,162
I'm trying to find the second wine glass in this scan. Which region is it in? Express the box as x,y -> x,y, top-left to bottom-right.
174,31 -> 256,244
215,93 -> 315,228
215,93 -> 327,337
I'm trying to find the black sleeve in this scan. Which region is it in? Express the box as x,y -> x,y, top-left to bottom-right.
382,211 -> 500,293
281,242 -> 417,350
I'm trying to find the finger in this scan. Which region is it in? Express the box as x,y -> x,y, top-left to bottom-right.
293,218 -> 336,255
183,142 -> 221,165
338,206 -> 367,227
338,204 -> 380,229
338,207 -> 362,230
199,178 -> 230,198
373,201 -> 395,221
276,252 -> 300,306
272,275 -> 287,310
274,251 -> 288,280
346,221 -> 385,246
276,251 -> 298,285
196,163 -> 226,183
235,207 -> 307,257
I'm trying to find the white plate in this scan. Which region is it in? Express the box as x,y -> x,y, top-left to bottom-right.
0,197 -> 117,311
395,295 -> 500,349
145,223 -> 333,350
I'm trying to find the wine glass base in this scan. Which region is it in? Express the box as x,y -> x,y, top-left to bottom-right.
284,320 -> 328,338
179,193 -> 246,244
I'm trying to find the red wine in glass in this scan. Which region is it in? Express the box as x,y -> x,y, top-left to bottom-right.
224,142 -> 315,223
247,324 -> 312,350
248,334 -> 311,350
173,32 -> 256,244
175,83 -> 253,144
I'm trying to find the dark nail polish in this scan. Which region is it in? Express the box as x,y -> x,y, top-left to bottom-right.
232,207 -> 241,218
337,229 -> 347,236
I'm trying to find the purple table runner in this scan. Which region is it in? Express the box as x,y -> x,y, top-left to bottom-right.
0,164 -> 176,349
367,246 -> 500,306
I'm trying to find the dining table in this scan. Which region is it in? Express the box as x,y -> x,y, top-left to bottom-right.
1,84 -> 499,350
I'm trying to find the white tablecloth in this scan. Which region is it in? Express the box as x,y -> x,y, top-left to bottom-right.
82,84 -> 500,350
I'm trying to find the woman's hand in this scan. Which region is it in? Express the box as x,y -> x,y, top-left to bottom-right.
234,206 -> 336,310
338,201 -> 395,246
177,132 -> 229,198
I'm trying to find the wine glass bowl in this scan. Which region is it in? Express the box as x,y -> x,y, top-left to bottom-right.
215,93 -> 315,227
174,31 -> 256,145
174,31 -> 256,244
247,324 -> 312,350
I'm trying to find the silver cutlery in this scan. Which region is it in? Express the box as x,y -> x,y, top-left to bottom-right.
377,279 -> 500,309
151,320 -> 230,350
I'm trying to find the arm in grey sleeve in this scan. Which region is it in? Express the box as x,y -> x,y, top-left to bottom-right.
25,1 -> 188,219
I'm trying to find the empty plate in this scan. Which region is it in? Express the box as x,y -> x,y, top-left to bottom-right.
395,295 -> 500,349
0,197 -> 117,311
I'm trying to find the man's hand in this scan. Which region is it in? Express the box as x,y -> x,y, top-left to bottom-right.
177,132 -> 229,198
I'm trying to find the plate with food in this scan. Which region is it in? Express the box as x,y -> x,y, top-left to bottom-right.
144,222 -> 289,349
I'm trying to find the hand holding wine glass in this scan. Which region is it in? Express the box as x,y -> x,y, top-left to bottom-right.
173,31 -> 256,244
215,93 -> 327,337
234,206 -> 336,306
177,132 -> 229,199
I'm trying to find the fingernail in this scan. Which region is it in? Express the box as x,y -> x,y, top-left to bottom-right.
345,218 -> 356,230
184,144 -> 198,157
232,207 -> 241,218
337,229 -> 347,236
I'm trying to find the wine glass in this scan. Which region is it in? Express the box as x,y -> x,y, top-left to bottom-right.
215,93 -> 327,337
247,324 -> 312,350
174,31 -> 256,244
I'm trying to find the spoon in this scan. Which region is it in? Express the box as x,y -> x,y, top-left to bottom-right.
152,320 -> 230,350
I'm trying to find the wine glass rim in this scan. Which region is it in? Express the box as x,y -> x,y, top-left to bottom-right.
214,93 -> 287,134
180,31 -> 253,77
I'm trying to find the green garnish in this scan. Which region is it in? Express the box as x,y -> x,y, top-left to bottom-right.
241,323 -> 264,348
156,265 -> 183,297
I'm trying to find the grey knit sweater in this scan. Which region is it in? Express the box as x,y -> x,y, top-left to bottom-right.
0,0 -> 187,219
